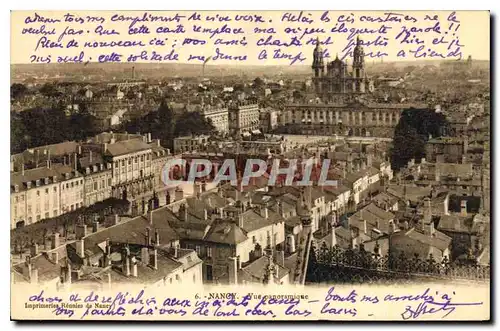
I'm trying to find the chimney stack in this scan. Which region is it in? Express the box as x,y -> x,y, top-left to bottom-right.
331,225 -> 337,248
460,200 -> 468,216
427,222 -> 435,237
363,219 -> 367,234
145,228 -> 151,246
148,210 -> 154,226
113,214 -> 120,226
141,247 -> 150,265
151,248 -> 158,270
92,220 -> 100,233
286,234 -> 296,254
52,252 -> 59,264
76,224 -> 87,240
76,239 -> 85,258
260,207 -> 269,219
30,243 -> 39,256
131,256 -> 138,277
238,213 -> 244,228
228,257 -> 238,285
423,197 -> 432,223
123,246 -> 131,276
274,250 -> 285,267
155,230 -> 160,246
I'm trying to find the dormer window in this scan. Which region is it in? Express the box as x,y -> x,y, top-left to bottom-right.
65,173 -> 70,180
93,165 -> 98,172
86,167 -> 90,174
14,185 -> 19,193
26,181 -> 32,189
44,177 -> 49,185
35,179 -> 41,187
100,164 -> 104,171
52,175 -> 57,182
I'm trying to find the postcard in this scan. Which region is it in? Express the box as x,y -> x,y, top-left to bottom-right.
10,10 -> 490,321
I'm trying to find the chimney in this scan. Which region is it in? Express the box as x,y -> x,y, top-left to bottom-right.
89,150 -> 93,163
403,220 -> 409,230
29,268 -> 38,285
76,224 -> 87,239
141,247 -> 150,264
423,197 -> 432,223
154,230 -> 160,246
74,153 -> 77,172
145,228 -> 151,246
274,250 -> 285,267
286,234 -> 296,254
444,194 -> 450,216
331,225 -> 337,248
460,200 -> 467,216
78,145 -> 82,155
427,222 -> 435,237
105,239 -> 111,266
389,221 -> 396,234
131,256 -> 138,277
238,213 -> 244,228
204,209 -> 208,220
65,263 -> 72,284
363,219 -> 367,234
52,252 -> 59,264
103,143 -> 108,153
228,257 -> 238,285
148,210 -> 154,225
151,248 -> 158,270
92,221 -> 100,233
260,207 -> 269,219
123,246 -> 131,276
173,245 -> 179,259
76,239 -> 85,258
30,243 -> 39,256
113,214 -> 120,226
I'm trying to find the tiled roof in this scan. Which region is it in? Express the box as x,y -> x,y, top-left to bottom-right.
238,256 -> 289,283
204,221 -> 248,245
105,140 -> 152,156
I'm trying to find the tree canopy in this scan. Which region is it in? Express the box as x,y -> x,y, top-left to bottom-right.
391,108 -> 449,170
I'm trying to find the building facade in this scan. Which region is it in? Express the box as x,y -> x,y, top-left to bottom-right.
229,103 -> 260,136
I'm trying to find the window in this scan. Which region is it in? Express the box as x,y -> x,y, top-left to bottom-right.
135,157 -> 138,163
45,188 -> 49,194
195,246 -> 201,256
28,205 -> 32,213
252,236 -> 256,244
128,159 -> 132,165
207,246 -> 212,258
36,190 -> 40,197
71,182 -> 74,188
121,160 -> 125,166
75,181 -> 78,186
66,183 -> 69,189
141,155 -> 144,162
115,162 -> 119,168
36,215 -> 41,221
108,178 -> 112,186
53,210 -> 57,216
45,212 -> 49,218
94,182 -> 98,190
53,187 -> 57,192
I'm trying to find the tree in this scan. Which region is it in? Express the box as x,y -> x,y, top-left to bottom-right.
391,108 -> 449,171
174,111 -> 216,137
68,110 -> 98,141
253,77 -> 264,88
11,83 -> 28,100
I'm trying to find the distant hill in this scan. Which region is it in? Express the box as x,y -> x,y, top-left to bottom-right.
11,59 -> 490,83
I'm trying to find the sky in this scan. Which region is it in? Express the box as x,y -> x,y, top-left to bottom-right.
11,10 -> 490,65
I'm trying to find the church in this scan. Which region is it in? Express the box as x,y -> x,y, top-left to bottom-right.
312,36 -> 374,103
280,36 -> 425,138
